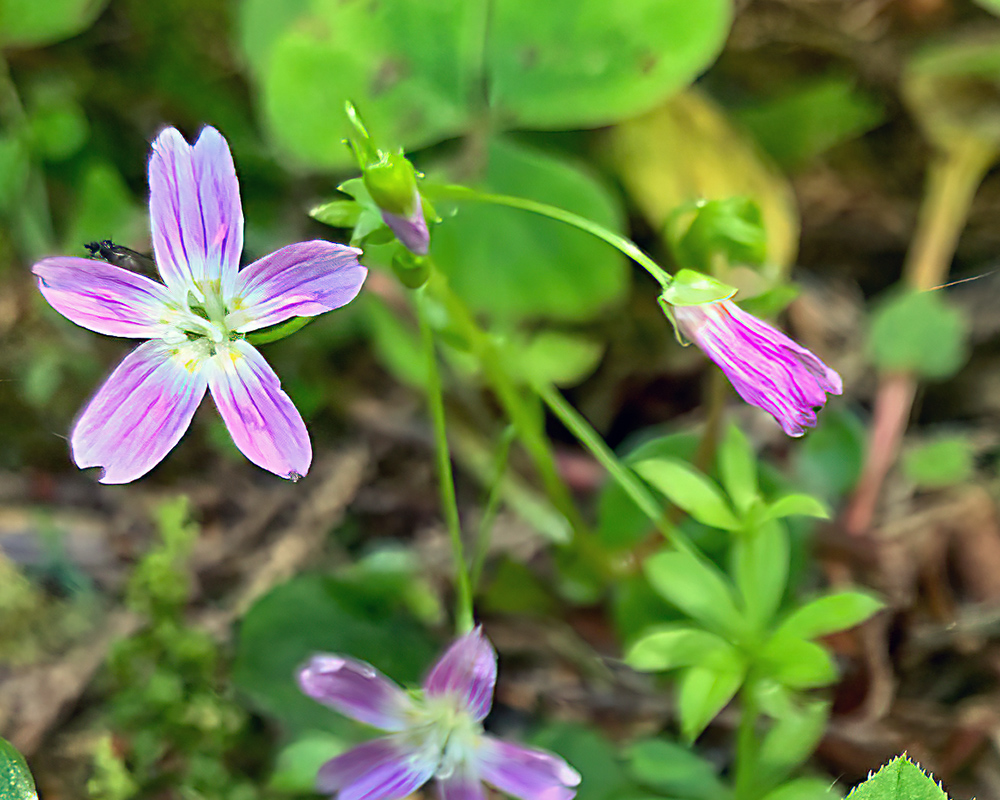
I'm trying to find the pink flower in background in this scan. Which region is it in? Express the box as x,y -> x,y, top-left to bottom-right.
672,299 -> 842,436
298,627 -> 581,800
32,126 -> 367,483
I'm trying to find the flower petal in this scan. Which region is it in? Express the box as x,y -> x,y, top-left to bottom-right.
206,339 -> 310,479
673,300 -> 842,437
229,240 -> 366,332
149,126 -> 243,296
33,256 -> 172,338
436,765 -> 486,800
476,737 -> 580,800
381,192 -> 429,255
298,654 -> 415,731
316,737 -> 432,800
71,340 -> 208,483
423,627 -> 497,722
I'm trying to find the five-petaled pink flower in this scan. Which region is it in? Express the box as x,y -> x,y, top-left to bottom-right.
32,126 -> 367,483
298,627 -> 581,800
672,299 -> 842,436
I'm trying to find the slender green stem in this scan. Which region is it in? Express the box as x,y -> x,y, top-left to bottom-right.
536,382 -> 696,558
734,680 -> 760,800
423,266 -> 592,541
421,183 -> 673,288
418,295 -> 474,634
469,425 -> 516,590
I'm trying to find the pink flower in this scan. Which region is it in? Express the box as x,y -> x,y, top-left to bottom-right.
672,299 -> 842,436
298,627 -> 581,800
32,127 -> 367,483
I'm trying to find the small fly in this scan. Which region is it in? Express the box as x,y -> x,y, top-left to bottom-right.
85,240 -> 158,277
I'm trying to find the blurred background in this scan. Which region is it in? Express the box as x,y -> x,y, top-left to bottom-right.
4,0 -> 1000,797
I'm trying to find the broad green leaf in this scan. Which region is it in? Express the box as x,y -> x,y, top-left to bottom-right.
732,520 -> 789,631
0,737 -> 37,800
432,136 -> 628,323
259,0 -> 477,168
634,457 -> 741,531
678,663 -> 746,742
233,574 -> 437,734
504,331 -> 604,388
846,756 -> 947,800
626,625 -> 735,672
759,695 -> 830,784
761,636 -> 837,690
489,0 -> 732,129
776,592 -> 883,641
607,89 -> 799,272
868,290 -> 968,380
977,0 -> 1000,14
902,436 -> 974,489
718,424 -> 758,513
269,732 -> 346,793
310,200 -> 362,229
736,76 -> 884,169
659,269 -> 737,307
764,494 -> 830,522
0,0 -> 109,47
612,574 -> 684,648
644,550 -> 743,636
794,407 -> 866,501
626,738 -> 727,799
763,778 -> 838,800
531,724 -> 633,800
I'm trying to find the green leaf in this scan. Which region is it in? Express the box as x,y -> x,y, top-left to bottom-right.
0,737 -> 37,800
736,76 -> 884,169
976,0 -> 1000,15
659,269 -> 737,307
678,662 -> 746,742
732,520 -> 789,632
269,732 -> 346,793
634,457 -> 741,531
626,625 -> 735,672
0,133 -> 29,216
902,436 -> 975,489
0,0 -> 109,47
868,290 -> 968,380
764,494 -> 830,522
643,550 -> 743,636
718,424 -> 758,513
760,636 -> 837,690
64,162 -> 146,254
504,331 -> 604,388
310,200 -> 362,229
763,777 -> 838,800
626,738 -> 727,799
432,136 -> 628,323
776,592 -> 883,641
489,0 -> 732,129
481,558 -> 558,617
759,691 -> 830,784
531,724 -> 634,800
233,574 -> 437,734
846,755 -> 947,800
794,407 -> 866,501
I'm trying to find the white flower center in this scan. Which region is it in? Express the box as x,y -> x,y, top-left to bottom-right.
162,279 -> 239,355
406,693 -> 482,779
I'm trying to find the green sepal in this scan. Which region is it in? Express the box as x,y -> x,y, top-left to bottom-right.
391,248 -> 431,289
660,269 -> 737,307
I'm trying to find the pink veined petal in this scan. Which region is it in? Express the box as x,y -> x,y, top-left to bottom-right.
298,655 -> 415,731
230,240 -> 367,332
71,340 -> 208,484
334,745 -> 437,800
149,126 -> 243,296
673,300 -> 842,437
316,737 -> 426,795
436,764 -> 486,800
206,339 -> 311,479
475,737 -> 581,800
33,256 -> 172,338
423,627 -> 497,722
381,191 -> 429,255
